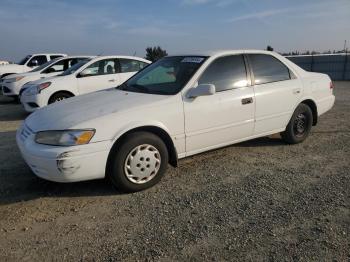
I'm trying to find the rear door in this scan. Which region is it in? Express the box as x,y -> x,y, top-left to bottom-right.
76,58 -> 120,95
247,54 -> 302,134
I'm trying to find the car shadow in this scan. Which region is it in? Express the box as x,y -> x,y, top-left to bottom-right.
0,96 -> 28,121
0,96 -> 17,105
0,130 -> 122,205
0,132 -> 287,205
235,136 -> 285,147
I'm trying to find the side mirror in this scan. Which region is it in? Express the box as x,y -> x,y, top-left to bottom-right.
187,84 -> 216,98
29,59 -> 39,67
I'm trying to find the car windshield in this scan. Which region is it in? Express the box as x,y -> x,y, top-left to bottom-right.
30,59 -> 58,72
59,59 -> 91,76
18,55 -> 31,65
117,56 -> 207,95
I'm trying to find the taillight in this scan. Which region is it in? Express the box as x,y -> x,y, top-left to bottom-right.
330,81 -> 334,89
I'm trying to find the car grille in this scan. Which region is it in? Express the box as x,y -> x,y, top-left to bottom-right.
2,86 -> 10,93
20,124 -> 34,141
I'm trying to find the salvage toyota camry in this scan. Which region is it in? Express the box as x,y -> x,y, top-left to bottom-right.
17,50 -> 335,192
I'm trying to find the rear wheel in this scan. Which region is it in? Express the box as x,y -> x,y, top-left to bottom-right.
48,92 -> 73,104
281,103 -> 313,144
108,132 -> 169,192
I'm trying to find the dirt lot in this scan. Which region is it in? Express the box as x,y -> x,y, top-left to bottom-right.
0,82 -> 349,261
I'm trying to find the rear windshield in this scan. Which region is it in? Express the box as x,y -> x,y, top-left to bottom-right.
18,55 -> 31,65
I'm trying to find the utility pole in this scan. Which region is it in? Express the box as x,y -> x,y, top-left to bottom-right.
344,40 -> 347,52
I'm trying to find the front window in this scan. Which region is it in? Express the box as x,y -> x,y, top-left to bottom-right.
198,55 -> 248,92
28,55 -> 48,67
60,59 -> 91,76
118,56 -> 207,95
81,59 -> 118,76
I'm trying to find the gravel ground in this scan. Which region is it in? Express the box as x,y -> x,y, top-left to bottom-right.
0,82 -> 349,261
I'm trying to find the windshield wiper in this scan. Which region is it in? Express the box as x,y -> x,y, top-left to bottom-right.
130,84 -> 149,93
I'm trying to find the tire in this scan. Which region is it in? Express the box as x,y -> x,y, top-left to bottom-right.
48,92 -> 73,104
281,103 -> 313,144
108,131 -> 169,192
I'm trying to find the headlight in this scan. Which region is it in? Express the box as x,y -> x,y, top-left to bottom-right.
37,82 -> 51,93
25,86 -> 38,95
7,76 -> 25,83
35,129 -> 95,146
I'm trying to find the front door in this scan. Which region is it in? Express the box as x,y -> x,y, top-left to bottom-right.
77,58 -> 120,95
184,55 -> 255,155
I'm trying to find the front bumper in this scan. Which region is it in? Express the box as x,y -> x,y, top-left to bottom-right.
16,124 -> 112,183
1,81 -> 21,96
20,92 -> 46,113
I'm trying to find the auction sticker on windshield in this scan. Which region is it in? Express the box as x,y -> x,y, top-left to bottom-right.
181,57 -> 205,63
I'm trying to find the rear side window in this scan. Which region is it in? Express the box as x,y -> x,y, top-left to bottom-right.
198,55 -> 248,92
50,55 -> 64,60
119,59 -> 148,73
249,54 -> 290,85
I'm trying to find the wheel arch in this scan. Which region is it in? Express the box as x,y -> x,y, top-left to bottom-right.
107,125 -> 178,171
48,90 -> 75,103
300,99 -> 318,126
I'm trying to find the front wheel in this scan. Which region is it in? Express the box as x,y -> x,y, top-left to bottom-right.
108,132 -> 169,192
48,92 -> 73,104
281,103 -> 313,144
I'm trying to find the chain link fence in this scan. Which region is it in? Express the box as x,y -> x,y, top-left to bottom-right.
286,53 -> 349,80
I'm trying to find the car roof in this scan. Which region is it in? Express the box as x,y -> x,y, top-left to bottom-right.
55,55 -> 94,60
170,49 -> 278,58
92,55 -> 151,63
30,54 -> 67,56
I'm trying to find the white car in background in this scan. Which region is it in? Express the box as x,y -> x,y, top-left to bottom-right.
1,56 -> 91,99
21,56 -> 151,112
0,53 -> 67,79
17,50 -> 335,192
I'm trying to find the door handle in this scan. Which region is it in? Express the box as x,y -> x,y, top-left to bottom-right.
108,79 -> 116,82
293,88 -> 301,94
241,97 -> 253,105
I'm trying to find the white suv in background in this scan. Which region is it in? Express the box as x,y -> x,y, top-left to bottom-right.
0,53 -> 67,79
1,56 -> 91,99
21,56 -> 151,112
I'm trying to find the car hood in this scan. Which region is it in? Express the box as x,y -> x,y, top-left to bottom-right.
25,89 -> 170,132
0,64 -> 25,74
3,71 -> 38,80
26,74 -> 66,85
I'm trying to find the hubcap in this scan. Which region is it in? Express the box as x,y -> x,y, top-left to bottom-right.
294,113 -> 307,137
124,144 -> 161,184
55,97 -> 65,102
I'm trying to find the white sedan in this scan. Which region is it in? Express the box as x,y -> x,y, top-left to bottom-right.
1,56 -> 91,99
20,56 -> 151,112
17,50 -> 335,192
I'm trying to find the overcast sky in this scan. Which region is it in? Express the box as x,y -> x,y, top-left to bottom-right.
0,0 -> 349,62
